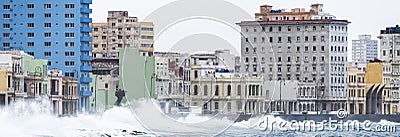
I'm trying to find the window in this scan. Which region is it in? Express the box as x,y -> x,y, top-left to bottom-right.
28,42 -> 34,47
44,4 -> 51,9
44,32 -> 51,37
313,36 -> 316,41
27,23 -> 34,28
65,42 -> 75,47
215,85 -> 219,96
28,52 -> 35,56
65,23 -> 74,28
288,26 -> 291,31
94,28 -> 98,32
3,14 -> 10,19
278,26 -> 282,31
305,36 -> 309,42
28,14 -> 34,18
237,85 -> 241,95
215,102 -> 219,110
204,85 -> 208,96
65,33 -> 74,38
44,13 -> 51,18
321,36 -> 325,42
93,44 -> 98,48
194,85 -> 198,95
44,42 -> 51,47
27,4 -> 34,9
296,36 -> 300,42
65,14 -> 74,18
3,5 -> 10,10
227,85 -> 231,96
3,43 -> 10,48
3,33 -> 10,38
65,4 -> 75,8
28,33 -> 34,38
44,23 -> 51,28
321,46 -> 325,51
44,52 -> 51,56
278,37 -> 282,43
102,36 -> 107,40
269,27 -> 273,32
3,24 -> 10,28
65,61 -> 75,66
269,37 -> 273,43
253,37 -> 257,42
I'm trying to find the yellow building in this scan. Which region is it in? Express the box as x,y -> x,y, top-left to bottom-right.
0,66 -> 12,106
364,61 -> 398,114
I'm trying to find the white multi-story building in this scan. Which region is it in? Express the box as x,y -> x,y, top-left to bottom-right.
238,4 -> 350,113
352,35 -> 378,62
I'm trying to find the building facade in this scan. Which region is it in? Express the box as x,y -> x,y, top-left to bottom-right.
238,4 -> 349,114
352,35 -> 378,62
0,0 -> 93,111
347,62 -> 366,114
91,11 -> 154,58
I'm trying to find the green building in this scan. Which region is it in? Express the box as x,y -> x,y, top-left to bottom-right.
119,48 -> 156,100
23,54 -> 48,96
89,48 -> 155,112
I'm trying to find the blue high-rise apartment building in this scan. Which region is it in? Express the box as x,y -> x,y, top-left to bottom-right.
0,0 -> 93,111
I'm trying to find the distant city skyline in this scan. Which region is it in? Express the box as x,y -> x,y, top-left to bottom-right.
92,0 -> 400,60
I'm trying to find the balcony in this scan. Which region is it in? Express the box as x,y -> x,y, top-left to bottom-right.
80,0 -> 92,4
80,17 -> 92,23
80,46 -> 92,51
80,36 -> 92,42
80,77 -> 92,83
80,65 -> 92,72
79,90 -> 92,96
80,55 -> 93,61
80,27 -> 92,33
80,8 -> 92,13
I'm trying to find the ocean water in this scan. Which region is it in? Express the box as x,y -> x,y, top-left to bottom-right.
1,99 -> 399,137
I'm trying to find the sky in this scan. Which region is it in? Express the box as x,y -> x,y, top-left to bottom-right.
92,0 -> 400,60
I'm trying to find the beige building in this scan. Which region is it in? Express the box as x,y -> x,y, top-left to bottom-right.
188,53 -> 264,114
347,62 -> 366,114
62,78 -> 79,115
90,11 -> 154,58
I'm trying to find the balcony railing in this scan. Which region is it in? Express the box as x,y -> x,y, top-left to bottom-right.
80,17 -> 92,23
80,36 -> 92,42
80,8 -> 92,13
80,46 -> 92,51
80,27 -> 92,33
80,55 -> 93,61
80,77 -> 92,83
80,65 -> 92,72
80,0 -> 92,4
